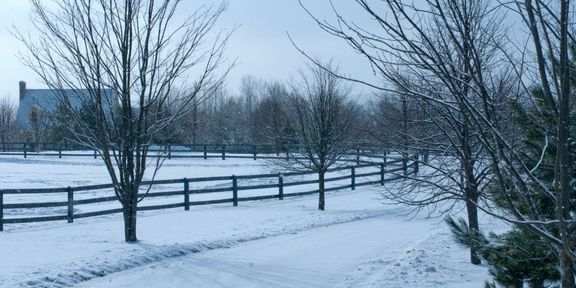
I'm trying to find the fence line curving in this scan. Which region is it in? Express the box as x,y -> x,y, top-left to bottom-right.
0,146 -> 419,231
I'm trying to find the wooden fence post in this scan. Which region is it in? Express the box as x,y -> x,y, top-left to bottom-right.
351,166 -> 356,190
23,143 -> 27,158
380,162 -> 385,186
232,175 -> 238,206
356,149 -> 360,165
167,145 -> 172,160
58,146 -> 62,158
203,144 -> 208,160
424,150 -> 429,164
253,145 -> 257,160
0,190 -> 3,231
184,178 -> 190,211
414,154 -> 419,175
67,186 -> 74,223
94,149 -> 97,159
383,150 -> 387,163
278,174 -> 284,200
222,144 -> 226,160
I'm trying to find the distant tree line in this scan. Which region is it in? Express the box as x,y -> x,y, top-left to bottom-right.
1,75 -> 463,155
1,75 -> 383,151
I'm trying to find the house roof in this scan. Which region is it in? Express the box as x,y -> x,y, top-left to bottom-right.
15,88 -> 115,128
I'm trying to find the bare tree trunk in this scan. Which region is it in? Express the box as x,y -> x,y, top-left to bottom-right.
192,101 -> 198,146
318,170 -> 325,211
462,124 -> 481,265
556,0 -> 575,285
122,185 -> 138,242
402,95 -> 408,152
465,191 -> 480,264
557,88 -> 574,285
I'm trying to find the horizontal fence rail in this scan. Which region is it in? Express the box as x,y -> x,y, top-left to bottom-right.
0,154 -> 419,231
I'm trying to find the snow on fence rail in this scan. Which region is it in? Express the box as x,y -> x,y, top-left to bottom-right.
0,157 -> 417,231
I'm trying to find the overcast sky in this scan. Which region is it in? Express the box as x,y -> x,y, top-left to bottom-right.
0,0 -> 381,104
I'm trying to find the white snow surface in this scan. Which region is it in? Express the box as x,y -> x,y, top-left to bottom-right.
0,155 -> 499,287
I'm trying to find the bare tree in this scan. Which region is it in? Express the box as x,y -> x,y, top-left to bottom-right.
431,1 -> 576,284
0,97 -> 15,150
296,0 -> 509,264
240,75 -> 264,144
287,62 -> 357,210
302,0 -> 576,283
19,0 -> 232,242
481,1 -> 576,285
252,81 -> 291,153
211,89 -> 251,144
368,90 -> 436,153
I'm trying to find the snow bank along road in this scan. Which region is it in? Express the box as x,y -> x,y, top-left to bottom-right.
0,156 -> 494,287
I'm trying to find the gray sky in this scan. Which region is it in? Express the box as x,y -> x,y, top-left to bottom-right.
0,0 -> 379,104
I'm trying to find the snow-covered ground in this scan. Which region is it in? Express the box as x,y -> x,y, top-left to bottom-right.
0,154 -> 276,189
0,155 -> 499,287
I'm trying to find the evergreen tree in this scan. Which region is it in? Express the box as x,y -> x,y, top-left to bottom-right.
447,216 -> 559,288
447,89 -> 576,287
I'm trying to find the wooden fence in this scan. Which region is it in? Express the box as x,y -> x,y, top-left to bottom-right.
0,156 -> 417,231
0,142 -> 272,159
0,142 -> 410,164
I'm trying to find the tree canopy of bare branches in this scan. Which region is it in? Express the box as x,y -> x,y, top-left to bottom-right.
298,0 -> 508,264
287,62 -> 359,210
302,0 -> 576,285
19,0 -> 232,242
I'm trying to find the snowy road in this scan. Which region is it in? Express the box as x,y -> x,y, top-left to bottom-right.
75,216 -> 434,288
0,156 -> 496,287
0,186 -> 494,288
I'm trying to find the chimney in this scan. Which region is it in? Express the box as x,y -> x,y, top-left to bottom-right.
19,81 -> 26,102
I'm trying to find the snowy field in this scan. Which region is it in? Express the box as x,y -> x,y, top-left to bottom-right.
0,155 -> 499,287
0,154 -> 386,225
